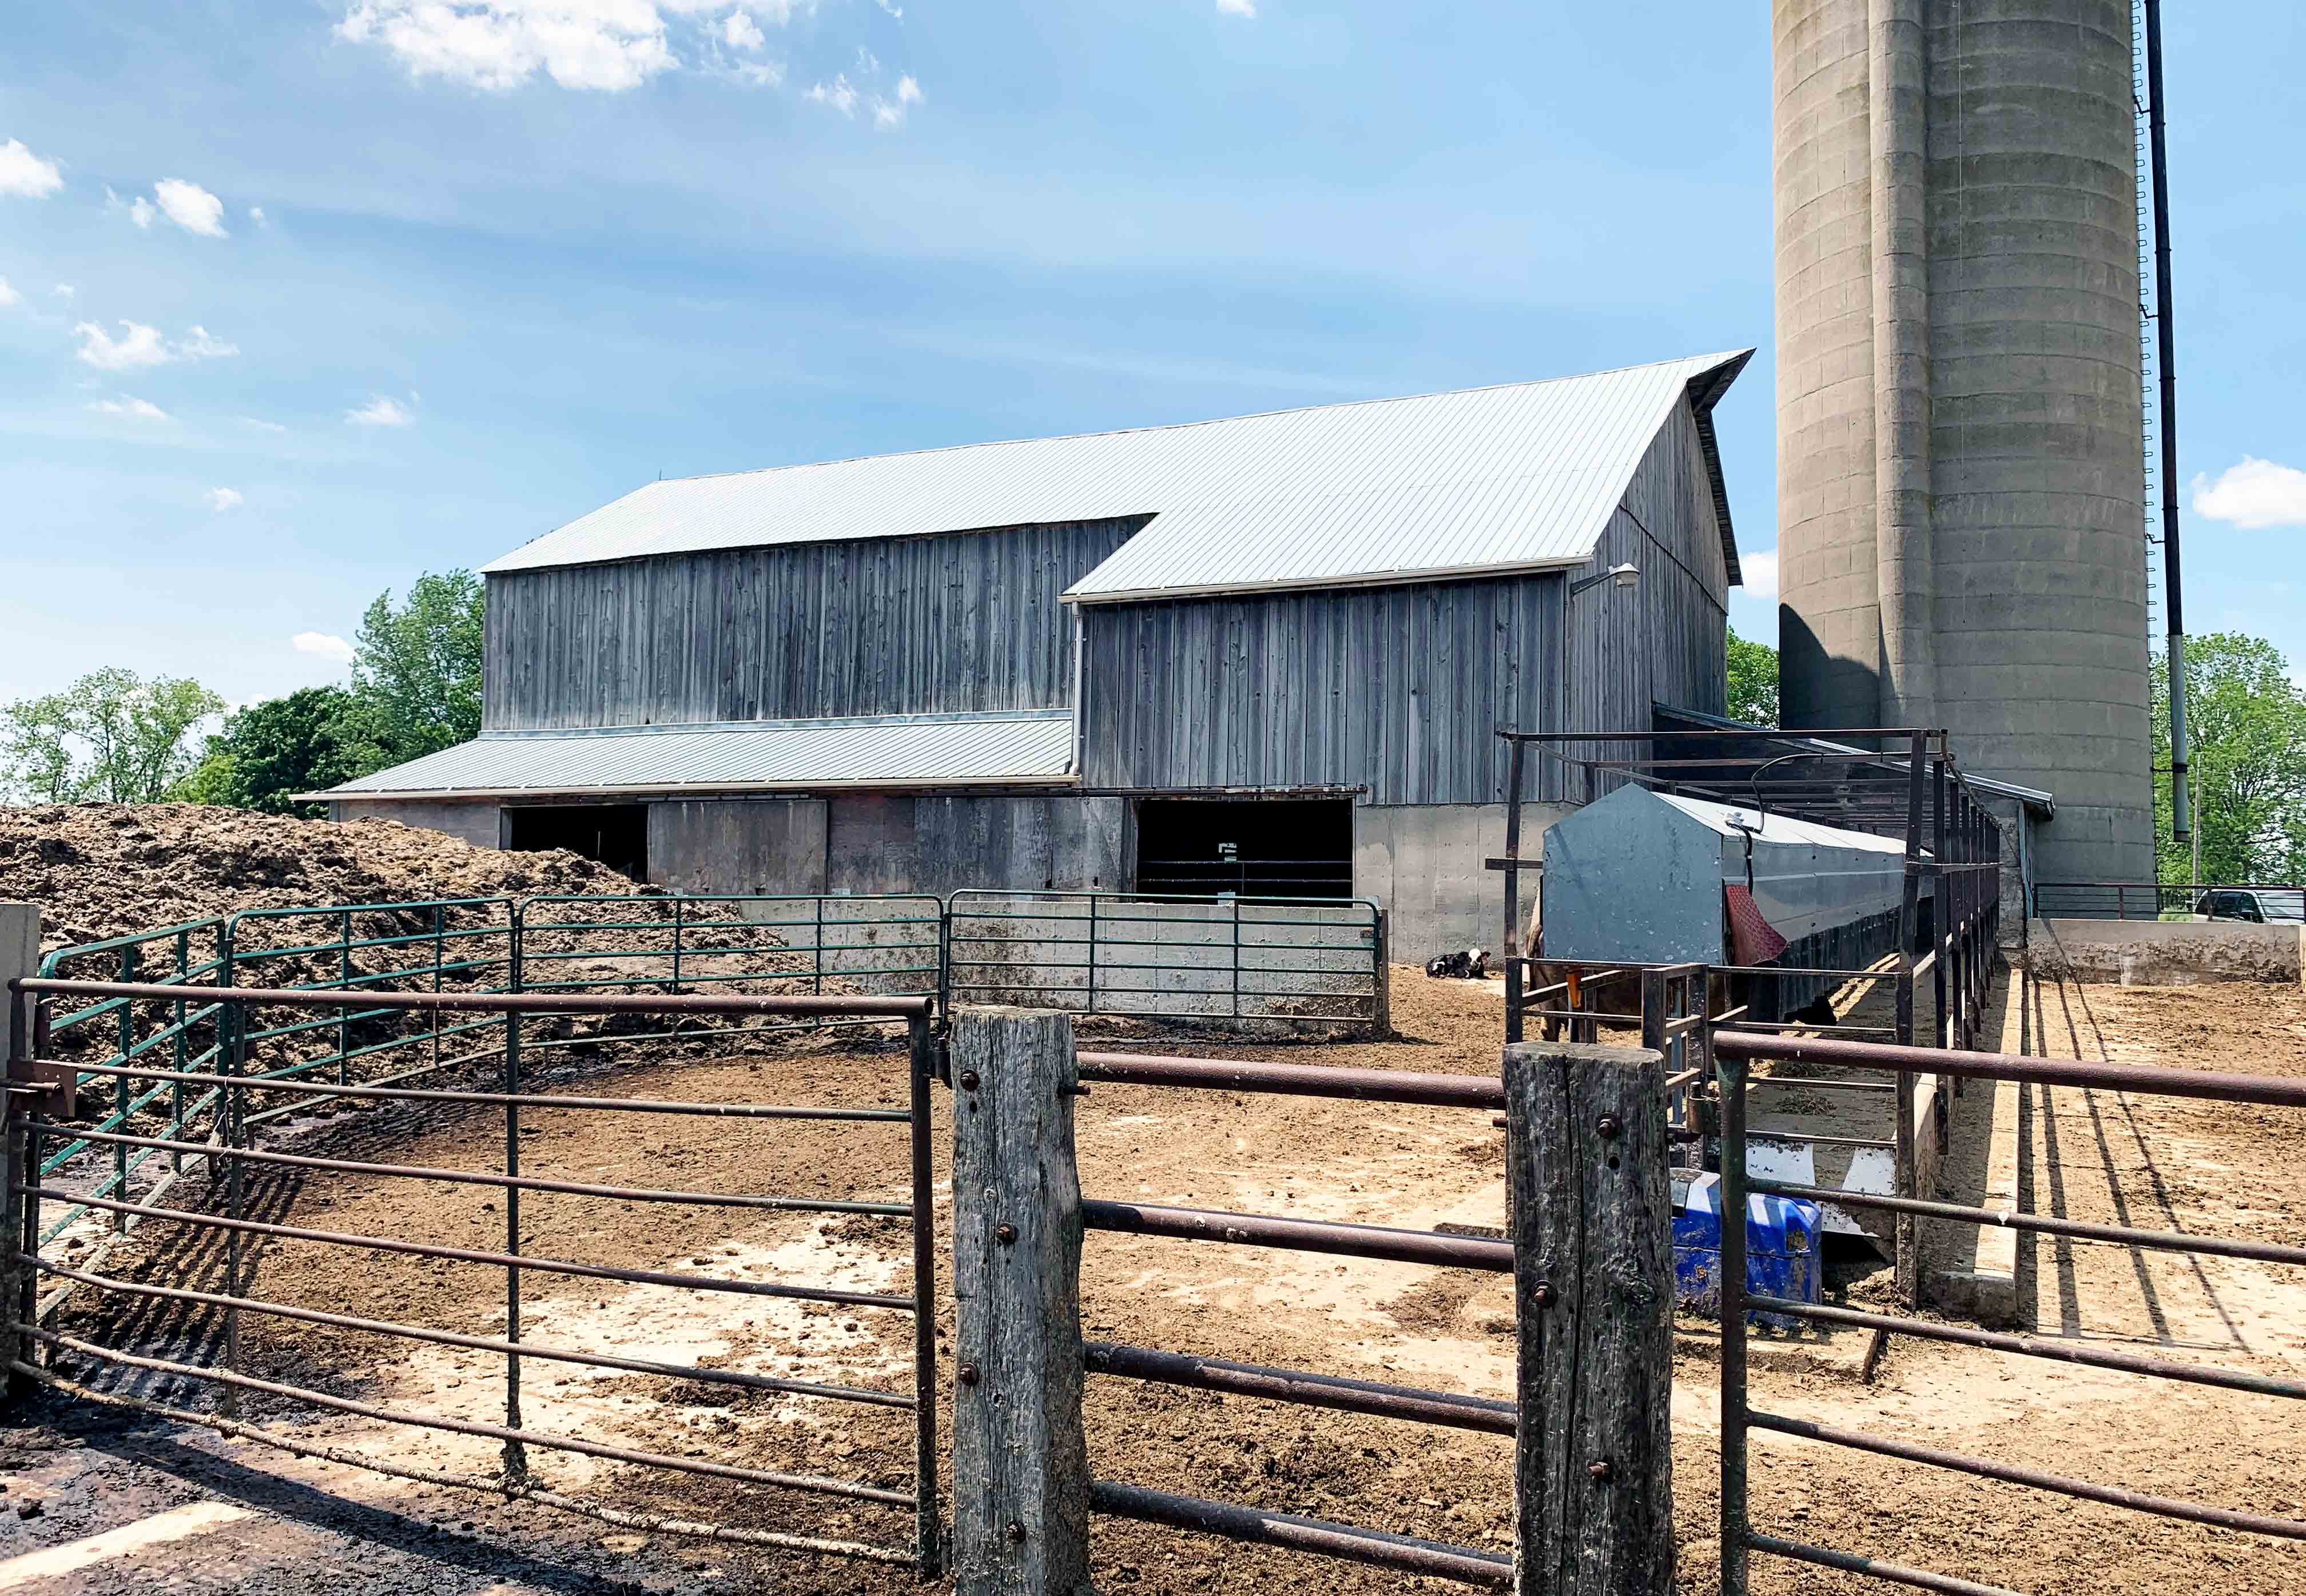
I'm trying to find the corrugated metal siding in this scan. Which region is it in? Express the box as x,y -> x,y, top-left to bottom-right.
484,518 -> 1140,731
484,352 -> 1752,596
313,710 -> 1076,798
1077,575 -> 1562,806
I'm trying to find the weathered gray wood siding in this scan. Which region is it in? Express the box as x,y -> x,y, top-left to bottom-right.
1079,394 -> 1731,806
1562,396 -> 1730,795
1077,575 -> 1564,806
484,518 -> 1145,731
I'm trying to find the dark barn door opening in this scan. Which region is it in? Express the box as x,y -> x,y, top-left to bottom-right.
1134,798 -> 1354,898
504,804 -> 649,882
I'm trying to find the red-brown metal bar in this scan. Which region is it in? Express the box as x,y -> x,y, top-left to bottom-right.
1089,1480 -> 1511,1588
45,1059 -> 907,1121
33,1258 -> 915,1407
1715,1030 -> 2306,1108
18,1326 -> 913,1508
1076,1052 -> 1505,1110
38,1124 -> 910,1215
11,976 -> 927,1017
16,1184 -> 915,1310
1083,1341 -> 1513,1435
1748,1411 -> 2306,1540
1748,1295 -> 2306,1401
1744,1533 -> 2023,1596
1082,1199 -> 1511,1271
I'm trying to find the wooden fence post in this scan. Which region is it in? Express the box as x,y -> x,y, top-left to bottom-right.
950,1006 -> 1092,1596
1504,1040 -> 1673,1596
2,904 -> 42,1400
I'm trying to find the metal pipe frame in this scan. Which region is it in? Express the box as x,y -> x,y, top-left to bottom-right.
1083,1199 -> 1511,1272
1076,1051 -> 1505,1109
1084,1340 -> 1513,1435
1089,1480 -> 1511,1589
14,976 -> 928,1018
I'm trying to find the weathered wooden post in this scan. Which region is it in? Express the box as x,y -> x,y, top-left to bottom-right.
949,1006 -> 1092,1596
1503,1040 -> 1673,1596
2,904 -> 42,1399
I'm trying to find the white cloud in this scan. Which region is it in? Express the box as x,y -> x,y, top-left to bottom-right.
51,283 -> 74,298
241,416 -> 289,433
73,320 -> 238,370
176,325 -> 240,358
129,195 -> 156,228
875,0 -> 901,15
0,138 -> 64,198
205,487 -> 245,512
347,393 -> 416,427
869,73 -> 923,127
722,9 -> 764,49
1217,0 -> 1257,15
293,631 -> 356,663
333,1 -> 749,92
153,178 -> 229,236
2192,456 -> 2306,530
89,395 -> 172,421
730,59 -> 784,87
74,320 -> 170,371
249,205 -> 267,225
807,74 -> 860,117
0,277 -> 17,308
1739,547 -> 1778,600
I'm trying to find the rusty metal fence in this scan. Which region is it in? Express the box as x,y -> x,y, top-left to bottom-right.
1711,1027 -> 2306,1595
1064,1046 -> 1515,1587
4,948 -> 948,1570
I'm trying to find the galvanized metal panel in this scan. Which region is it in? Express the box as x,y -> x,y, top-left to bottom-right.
311,709 -> 1076,799
484,353 -> 1752,601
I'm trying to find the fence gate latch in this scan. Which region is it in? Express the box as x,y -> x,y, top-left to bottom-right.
6,1001 -> 73,1118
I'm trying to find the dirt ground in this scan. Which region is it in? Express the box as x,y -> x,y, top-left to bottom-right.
10,964 -> 2306,1594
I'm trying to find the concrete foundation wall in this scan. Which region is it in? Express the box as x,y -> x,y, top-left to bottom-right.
2026,918 -> 2305,985
1353,802 -> 1573,963
330,798 -> 502,850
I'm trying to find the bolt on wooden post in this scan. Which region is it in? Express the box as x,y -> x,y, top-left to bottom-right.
1503,1040 -> 1673,1596
949,1006 -> 1093,1596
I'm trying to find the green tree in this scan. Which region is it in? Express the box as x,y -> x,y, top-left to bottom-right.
2153,632 -> 2306,885
2,669 -> 225,802
189,686 -> 357,815
331,571 -> 486,775
1726,626 -> 1780,728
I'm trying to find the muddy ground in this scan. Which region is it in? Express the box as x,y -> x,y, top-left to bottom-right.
8,966 -> 2306,1594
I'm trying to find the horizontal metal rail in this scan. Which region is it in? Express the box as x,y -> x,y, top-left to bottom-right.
17,1184 -> 915,1310
1084,1341 -> 1512,1435
8,1360 -> 917,1566
1747,1177 -> 2306,1268
48,1058 -> 910,1121
1715,1029 -> 2306,1108
1089,1480 -> 1510,1588
18,1327 -> 913,1509
1076,1052 -> 1502,1109
1746,1129 -> 1896,1152
1083,1199 -> 1510,1272
1748,1410 -> 2306,1540
1744,1533 -> 2023,1596
42,1125 -> 910,1216
1749,1077 -> 1898,1093
11,976 -> 929,1018
35,1259 -> 914,1408
1748,1296 -> 2306,1401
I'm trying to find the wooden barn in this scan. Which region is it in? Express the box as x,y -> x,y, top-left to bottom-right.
313,349 -> 1753,954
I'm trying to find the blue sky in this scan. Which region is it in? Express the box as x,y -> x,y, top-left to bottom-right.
2,2 -> 2301,709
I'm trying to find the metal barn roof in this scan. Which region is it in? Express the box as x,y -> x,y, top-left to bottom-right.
484,351 -> 1752,601
304,709 -> 1075,801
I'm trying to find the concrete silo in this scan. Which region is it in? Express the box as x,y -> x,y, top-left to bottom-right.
1773,0 -> 2154,882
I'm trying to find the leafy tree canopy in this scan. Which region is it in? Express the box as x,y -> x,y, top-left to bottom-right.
330,571 -> 486,774
2,669 -> 224,803
2153,632 -> 2306,885
1726,626 -> 1780,729
192,685 -> 358,815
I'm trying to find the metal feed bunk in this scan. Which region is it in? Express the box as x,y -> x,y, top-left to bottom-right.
1493,723 -> 2007,1307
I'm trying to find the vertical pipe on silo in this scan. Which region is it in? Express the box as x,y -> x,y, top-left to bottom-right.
1869,0 -> 1934,731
